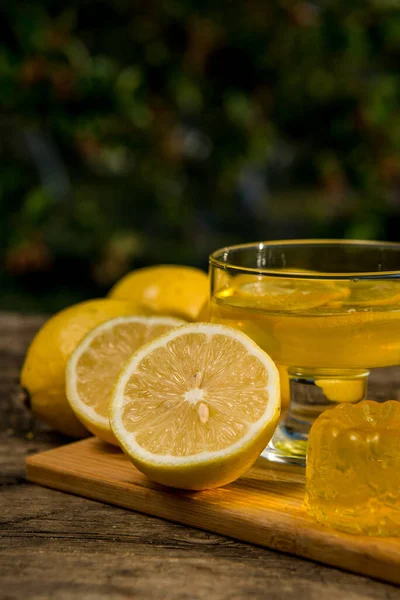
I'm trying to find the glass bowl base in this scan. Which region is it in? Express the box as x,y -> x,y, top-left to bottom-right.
262,423 -> 307,467
262,367 -> 370,467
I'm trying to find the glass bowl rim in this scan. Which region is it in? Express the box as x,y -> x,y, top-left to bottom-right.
209,239 -> 400,280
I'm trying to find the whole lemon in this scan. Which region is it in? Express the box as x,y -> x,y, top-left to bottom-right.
108,265 -> 209,321
21,298 -> 140,437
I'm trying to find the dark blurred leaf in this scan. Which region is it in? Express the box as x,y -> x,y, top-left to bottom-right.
1,0 -> 400,311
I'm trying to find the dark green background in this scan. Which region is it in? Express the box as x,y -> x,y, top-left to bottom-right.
1,1 -> 400,312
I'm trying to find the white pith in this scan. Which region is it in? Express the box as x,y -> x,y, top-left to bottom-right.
109,322 -> 280,466
184,387 -> 205,404
66,315 -> 186,427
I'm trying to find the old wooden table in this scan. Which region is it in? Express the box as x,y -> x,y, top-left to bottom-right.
1,313 -> 400,600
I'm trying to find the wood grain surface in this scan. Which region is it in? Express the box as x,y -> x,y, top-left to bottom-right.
2,312 -> 400,600
26,437 -> 400,585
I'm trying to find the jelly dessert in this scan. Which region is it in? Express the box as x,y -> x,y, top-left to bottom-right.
305,400 -> 400,535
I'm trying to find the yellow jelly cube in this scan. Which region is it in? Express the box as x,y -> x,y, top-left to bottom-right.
305,400 -> 400,536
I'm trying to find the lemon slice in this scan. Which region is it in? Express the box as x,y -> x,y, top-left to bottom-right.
66,316 -> 185,445
340,280 -> 400,308
222,276 -> 349,312
109,323 -> 280,489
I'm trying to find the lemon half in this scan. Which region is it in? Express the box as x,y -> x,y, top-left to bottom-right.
66,315 -> 185,444
110,323 -> 280,489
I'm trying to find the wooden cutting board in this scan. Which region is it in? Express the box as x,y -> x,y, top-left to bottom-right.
26,437 -> 400,585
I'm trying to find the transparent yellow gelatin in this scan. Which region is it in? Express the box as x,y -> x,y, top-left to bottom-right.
305,400 -> 400,536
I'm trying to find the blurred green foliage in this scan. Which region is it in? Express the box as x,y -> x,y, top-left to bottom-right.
1,1 -> 400,311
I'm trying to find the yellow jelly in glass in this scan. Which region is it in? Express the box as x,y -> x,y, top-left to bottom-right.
305,400 -> 400,536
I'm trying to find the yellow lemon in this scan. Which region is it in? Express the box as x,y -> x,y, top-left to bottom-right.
66,315 -> 185,444
108,265 -> 209,321
21,299 -> 140,437
110,323 -> 280,490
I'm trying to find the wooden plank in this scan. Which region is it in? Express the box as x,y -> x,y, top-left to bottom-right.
2,312 -> 399,598
26,437 -> 400,586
